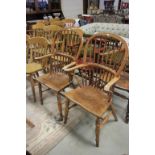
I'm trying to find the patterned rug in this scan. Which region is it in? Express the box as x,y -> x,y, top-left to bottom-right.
26,99 -> 83,155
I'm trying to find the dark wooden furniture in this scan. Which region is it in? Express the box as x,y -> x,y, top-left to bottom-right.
26,0 -> 64,21
36,29 -> 83,121
62,33 -> 129,147
104,0 -> 115,14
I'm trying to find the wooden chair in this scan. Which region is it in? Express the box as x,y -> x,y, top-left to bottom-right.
43,25 -> 63,45
31,22 -> 45,37
50,20 -> 65,28
36,29 -> 83,121
26,37 -> 50,102
70,28 -> 84,38
62,32 -> 128,147
32,22 -> 45,30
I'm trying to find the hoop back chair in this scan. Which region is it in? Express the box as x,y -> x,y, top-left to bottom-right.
50,20 -> 66,28
62,33 -> 128,147
70,28 -> 84,38
43,25 -> 63,45
36,29 -> 83,121
30,22 -> 45,37
26,37 -> 50,102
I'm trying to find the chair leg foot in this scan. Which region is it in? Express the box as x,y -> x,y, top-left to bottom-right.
110,105 -> 118,121
96,117 -> 100,147
64,99 -> 69,124
57,94 -> 63,121
125,100 -> 129,123
30,75 -> 36,102
39,83 -> 43,105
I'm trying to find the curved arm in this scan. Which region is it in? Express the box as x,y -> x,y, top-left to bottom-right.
63,63 -> 88,72
34,54 -> 52,60
104,76 -> 120,92
62,62 -> 77,71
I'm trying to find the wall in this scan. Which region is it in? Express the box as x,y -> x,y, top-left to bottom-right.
61,0 -> 83,18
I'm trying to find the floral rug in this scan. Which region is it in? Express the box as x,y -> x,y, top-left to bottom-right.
26,100 -> 83,155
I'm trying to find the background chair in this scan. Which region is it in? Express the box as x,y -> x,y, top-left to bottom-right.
50,20 -> 65,28
43,25 -> 63,45
26,37 -> 50,102
62,32 -> 128,147
36,29 -> 83,121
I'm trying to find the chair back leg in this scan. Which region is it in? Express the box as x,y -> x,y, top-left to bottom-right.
30,74 -> 36,102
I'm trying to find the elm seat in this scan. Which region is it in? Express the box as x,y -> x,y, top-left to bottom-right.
64,86 -> 110,118
26,63 -> 42,74
36,73 -> 70,92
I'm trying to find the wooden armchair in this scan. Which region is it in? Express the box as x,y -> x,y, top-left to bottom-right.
50,20 -> 66,28
62,33 -> 128,147
43,25 -> 63,45
36,29 -> 83,121
26,37 -> 50,102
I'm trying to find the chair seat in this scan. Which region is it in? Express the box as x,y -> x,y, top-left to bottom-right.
36,72 -> 70,92
115,72 -> 129,90
64,86 -> 110,117
26,63 -> 42,74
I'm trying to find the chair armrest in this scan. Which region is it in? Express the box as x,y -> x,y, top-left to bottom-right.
34,54 -> 52,60
104,76 -> 120,92
63,63 -> 88,72
62,62 -> 77,71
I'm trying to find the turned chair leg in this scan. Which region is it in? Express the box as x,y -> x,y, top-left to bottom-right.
125,99 -> 129,123
38,83 -> 43,105
110,105 -> 118,121
96,117 -> 101,147
64,99 -> 70,124
30,74 -> 36,102
57,94 -> 63,121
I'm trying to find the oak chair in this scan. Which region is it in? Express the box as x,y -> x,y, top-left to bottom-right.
70,28 -> 84,38
62,33 -> 128,147
43,25 -> 63,45
36,29 -> 83,121
50,20 -> 66,28
26,37 -> 50,102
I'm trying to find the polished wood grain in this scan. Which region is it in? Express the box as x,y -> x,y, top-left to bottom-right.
36,29 -> 83,121
63,33 -> 128,147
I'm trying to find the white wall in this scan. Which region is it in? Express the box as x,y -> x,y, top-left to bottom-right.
61,0 -> 83,18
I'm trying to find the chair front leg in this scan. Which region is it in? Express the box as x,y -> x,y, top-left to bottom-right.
125,99 -> 129,123
30,74 -> 36,102
57,94 -> 63,121
64,99 -> 70,124
110,105 -> 118,121
96,117 -> 101,147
